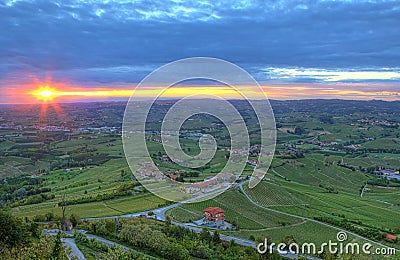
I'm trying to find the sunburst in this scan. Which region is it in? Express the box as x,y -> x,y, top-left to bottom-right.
31,86 -> 58,101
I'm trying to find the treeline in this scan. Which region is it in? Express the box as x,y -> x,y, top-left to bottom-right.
0,176 -> 53,204
11,193 -> 55,207
49,153 -> 119,170
278,152 -> 305,160
337,162 -> 400,187
74,232 -> 150,259
0,210 -> 68,259
314,216 -> 397,242
81,218 -> 285,260
60,181 -> 143,206
3,178 -> 144,209
359,148 -> 400,154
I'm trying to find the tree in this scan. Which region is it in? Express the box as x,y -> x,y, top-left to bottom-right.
294,126 -> 306,135
0,235 -> 68,259
60,194 -> 69,231
29,221 -> 40,239
165,215 -> 171,226
212,231 -> 221,245
165,242 -> 190,260
200,228 -> 212,242
0,211 -> 29,248
45,212 -> 54,221
51,232 -> 62,259
176,175 -> 185,182
15,187 -> 27,199
70,214 -> 78,227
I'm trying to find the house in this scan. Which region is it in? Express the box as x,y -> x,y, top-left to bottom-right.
203,207 -> 225,227
139,165 -> 164,180
64,220 -> 73,231
30,173 -> 43,178
168,173 -> 180,180
187,179 -> 216,193
386,234 -> 397,241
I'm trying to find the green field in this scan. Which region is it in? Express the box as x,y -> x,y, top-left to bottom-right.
168,189 -> 302,230
13,193 -> 165,218
2,100 -> 400,256
227,221 -> 345,246
166,188 -> 362,245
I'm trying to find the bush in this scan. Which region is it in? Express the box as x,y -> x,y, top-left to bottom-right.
0,210 -> 30,247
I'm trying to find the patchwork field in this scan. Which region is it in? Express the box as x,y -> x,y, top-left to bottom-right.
13,193 -> 166,218
168,189 -> 303,229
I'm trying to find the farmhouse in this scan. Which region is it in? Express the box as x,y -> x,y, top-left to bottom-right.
203,207 -> 225,227
63,220 -> 73,231
139,164 -> 164,180
186,179 -> 216,193
386,234 -> 397,241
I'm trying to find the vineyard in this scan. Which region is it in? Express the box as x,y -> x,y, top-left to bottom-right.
272,154 -> 370,194
13,193 -> 165,218
266,156 -> 400,230
168,189 -> 302,230
242,181 -> 304,207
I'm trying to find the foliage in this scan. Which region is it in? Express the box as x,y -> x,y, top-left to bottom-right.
314,216 -> 384,241
51,231 -> 63,259
0,210 -> 30,247
86,218 -> 263,260
0,210 -> 68,259
0,235 -> 69,259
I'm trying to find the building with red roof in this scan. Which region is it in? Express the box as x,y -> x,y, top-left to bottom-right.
203,207 -> 225,227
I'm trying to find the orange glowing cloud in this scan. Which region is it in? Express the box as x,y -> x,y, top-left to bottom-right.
26,83 -> 246,102
2,78 -> 399,104
21,84 -> 400,102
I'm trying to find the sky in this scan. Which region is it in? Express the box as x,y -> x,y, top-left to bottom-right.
0,0 -> 400,103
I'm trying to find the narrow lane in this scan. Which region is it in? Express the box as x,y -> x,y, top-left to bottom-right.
62,238 -> 86,260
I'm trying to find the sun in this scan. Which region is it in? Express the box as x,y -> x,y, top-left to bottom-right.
32,86 -> 58,101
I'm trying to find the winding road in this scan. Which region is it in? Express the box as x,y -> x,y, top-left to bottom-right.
238,180 -> 399,253
42,229 -> 85,260
70,179 -> 398,259
62,237 -> 86,260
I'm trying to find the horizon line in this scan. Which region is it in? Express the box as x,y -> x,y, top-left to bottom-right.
1,97 -> 399,105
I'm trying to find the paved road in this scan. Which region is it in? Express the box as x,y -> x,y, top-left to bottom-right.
82,189 -> 303,259
81,179 -> 398,258
238,180 -> 399,253
62,237 -> 86,260
76,230 -> 130,251
42,229 -> 85,260
83,187 -> 223,222
44,229 -> 157,259
76,230 -> 157,259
